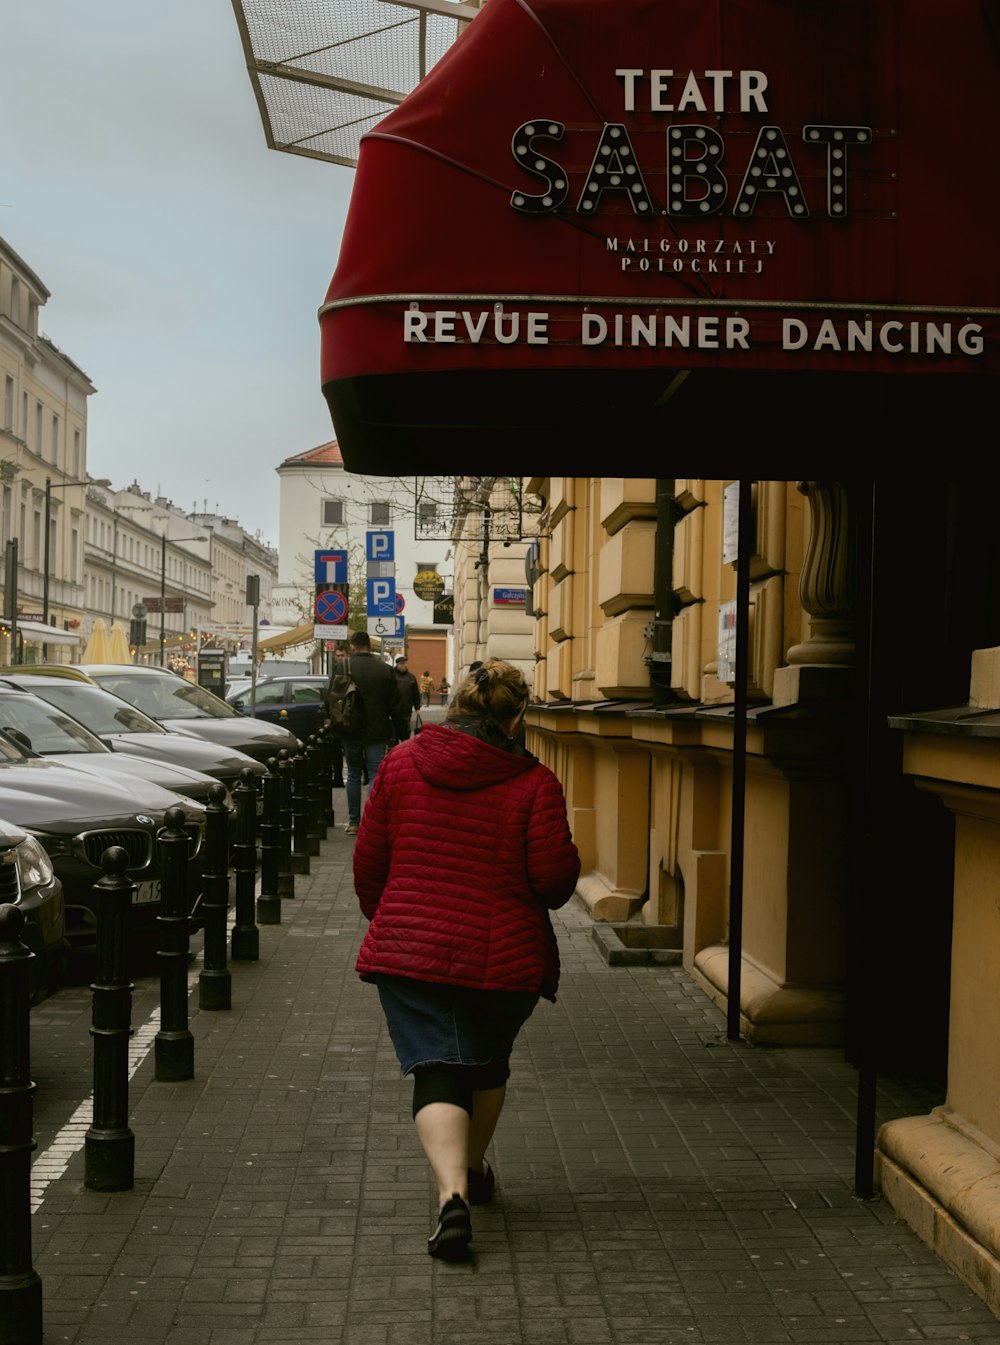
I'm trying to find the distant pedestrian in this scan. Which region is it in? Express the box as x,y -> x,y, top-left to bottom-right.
341,630 -> 403,835
353,659 -> 580,1260
418,670 -> 434,707
438,677 -> 450,706
392,656 -> 421,741
324,645 -> 348,788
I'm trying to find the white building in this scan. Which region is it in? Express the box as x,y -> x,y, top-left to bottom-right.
273,442 -> 454,678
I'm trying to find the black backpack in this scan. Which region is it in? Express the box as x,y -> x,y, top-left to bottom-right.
325,657 -> 363,735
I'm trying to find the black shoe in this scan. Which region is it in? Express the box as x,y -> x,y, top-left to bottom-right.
467,1161 -> 495,1206
428,1195 -> 472,1260
332,777 -> 345,789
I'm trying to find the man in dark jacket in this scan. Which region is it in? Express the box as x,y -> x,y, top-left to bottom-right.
392,656 -> 421,742
342,629 -> 403,834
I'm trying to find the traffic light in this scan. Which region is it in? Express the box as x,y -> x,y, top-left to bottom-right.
130,617 -> 147,648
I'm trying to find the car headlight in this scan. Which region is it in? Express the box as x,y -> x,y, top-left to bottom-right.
15,835 -> 55,890
24,831 -> 75,859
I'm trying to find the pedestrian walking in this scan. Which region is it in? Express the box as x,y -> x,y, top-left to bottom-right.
392,656 -> 421,741
438,677 -> 450,706
352,659 -> 581,1261
418,670 -> 434,707
325,645 -> 348,787
341,630 -> 402,835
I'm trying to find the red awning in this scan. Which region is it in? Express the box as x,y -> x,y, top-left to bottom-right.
320,0 -> 1000,471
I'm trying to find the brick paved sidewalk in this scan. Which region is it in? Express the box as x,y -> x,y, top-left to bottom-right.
26,824 -> 1000,1345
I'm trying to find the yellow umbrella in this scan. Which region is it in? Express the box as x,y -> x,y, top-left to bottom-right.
82,617 -> 110,663
107,620 -> 133,665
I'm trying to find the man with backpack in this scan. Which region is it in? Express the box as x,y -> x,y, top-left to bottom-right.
328,629 -> 402,835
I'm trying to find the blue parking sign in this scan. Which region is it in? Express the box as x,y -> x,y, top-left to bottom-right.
367,576 -> 396,615
366,531 -> 394,562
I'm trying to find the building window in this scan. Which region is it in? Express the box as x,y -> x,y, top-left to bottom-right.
370,501 -> 391,525
9,278 -> 20,325
21,392 -> 27,440
71,526 -> 79,582
3,376 -> 13,431
321,498 -> 344,527
51,413 -> 60,466
72,429 -> 81,477
35,402 -> 42,454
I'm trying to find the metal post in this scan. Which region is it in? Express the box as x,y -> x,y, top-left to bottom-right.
257,766 -> 281,925
85,847 -> 135,1192
291,750 -> 311,875
199,784 -> 232,1010
0,904 -> 42,1345
306,736 -> 326,845
231,768 -> 260,961
726,478 -> 752,1044
276,751 -> 294,897
155,808 -> 194,1081
319,728 -> 336,825
159,532 -> 166,667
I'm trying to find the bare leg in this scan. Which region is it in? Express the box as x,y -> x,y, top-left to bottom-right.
414,1102 -> 470,1206
469,1084 -> 506,1172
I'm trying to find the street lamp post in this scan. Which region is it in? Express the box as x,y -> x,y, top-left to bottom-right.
43,475 -> 110,660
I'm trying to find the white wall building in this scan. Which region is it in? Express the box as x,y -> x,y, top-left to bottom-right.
273,442 -> 455,674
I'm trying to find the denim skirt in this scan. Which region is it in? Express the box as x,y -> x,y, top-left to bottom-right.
375,975 -> 539,1076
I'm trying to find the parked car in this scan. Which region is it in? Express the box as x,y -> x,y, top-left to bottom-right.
0,817 -> 67,1001
0,682 -> 224,805
0,727 -> 206,956
226,675 -> 329,739
0,673 -> 267,789
77,665 -> 301,763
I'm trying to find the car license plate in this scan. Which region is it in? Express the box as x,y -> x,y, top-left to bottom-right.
133,879 -> 162,905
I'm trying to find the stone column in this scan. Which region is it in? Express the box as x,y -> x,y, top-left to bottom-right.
773,481 -> 856,705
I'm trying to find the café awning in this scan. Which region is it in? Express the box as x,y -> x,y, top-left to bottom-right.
14,620 -> 82,648
256,620 -> 317,653
318,0 -> 1000,473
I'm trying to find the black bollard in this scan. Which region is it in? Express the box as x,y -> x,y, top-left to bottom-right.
0,904 -> 42,1345
199,784 -> 232,1011
155,808 -> 195,1082
291,750 -> 311,875
276,751 -> 294,898
85,847 -> 136,1192
319,728 -> 336,826
305,736 -> 326,847
257,765 -> 281,926
231,768 -> 260,961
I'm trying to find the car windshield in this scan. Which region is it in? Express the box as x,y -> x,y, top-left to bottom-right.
22,682 -> 166,735
0,693 -> 104,754
93,672 -> 238,721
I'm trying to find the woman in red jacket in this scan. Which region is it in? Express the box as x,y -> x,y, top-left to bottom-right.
353,659 -> 580,1261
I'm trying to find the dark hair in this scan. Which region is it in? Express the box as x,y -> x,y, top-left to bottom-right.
447,658 -> 529,729
349,630 -> 370,650
469,660 -> 483,672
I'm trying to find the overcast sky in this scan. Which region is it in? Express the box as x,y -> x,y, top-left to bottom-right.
5,0 -> 358,547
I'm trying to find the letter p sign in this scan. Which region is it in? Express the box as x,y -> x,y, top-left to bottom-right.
367,576 -> 396,616
366,531 -> 394,562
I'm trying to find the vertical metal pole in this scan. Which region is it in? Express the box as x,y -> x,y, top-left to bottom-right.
159,533 -> 166,668
155,808 -> 194,1081
231,768 -> 260,961
85,847 -> 135,1191
198,784 -> 232,1010
276,752 -> 295,897
42,478 -> 51,662
853,481 -> 879,1198
291,750 -> 311,875
0,904 -> 42,1345
306,737 -> 325,847
727,480 -> 753,1043
257,767 -> 282,926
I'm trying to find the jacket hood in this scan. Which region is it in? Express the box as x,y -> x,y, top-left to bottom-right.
407,722 -> 535,791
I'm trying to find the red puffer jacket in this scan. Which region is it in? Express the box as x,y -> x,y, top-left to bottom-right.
353,722 -> 581,1001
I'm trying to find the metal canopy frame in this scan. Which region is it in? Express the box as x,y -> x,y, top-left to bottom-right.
229,0 -> 483,168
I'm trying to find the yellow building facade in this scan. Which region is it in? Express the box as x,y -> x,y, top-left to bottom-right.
522,476 -> 1000,1314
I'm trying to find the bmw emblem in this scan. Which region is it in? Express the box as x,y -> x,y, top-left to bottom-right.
136,815 -> 155,826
